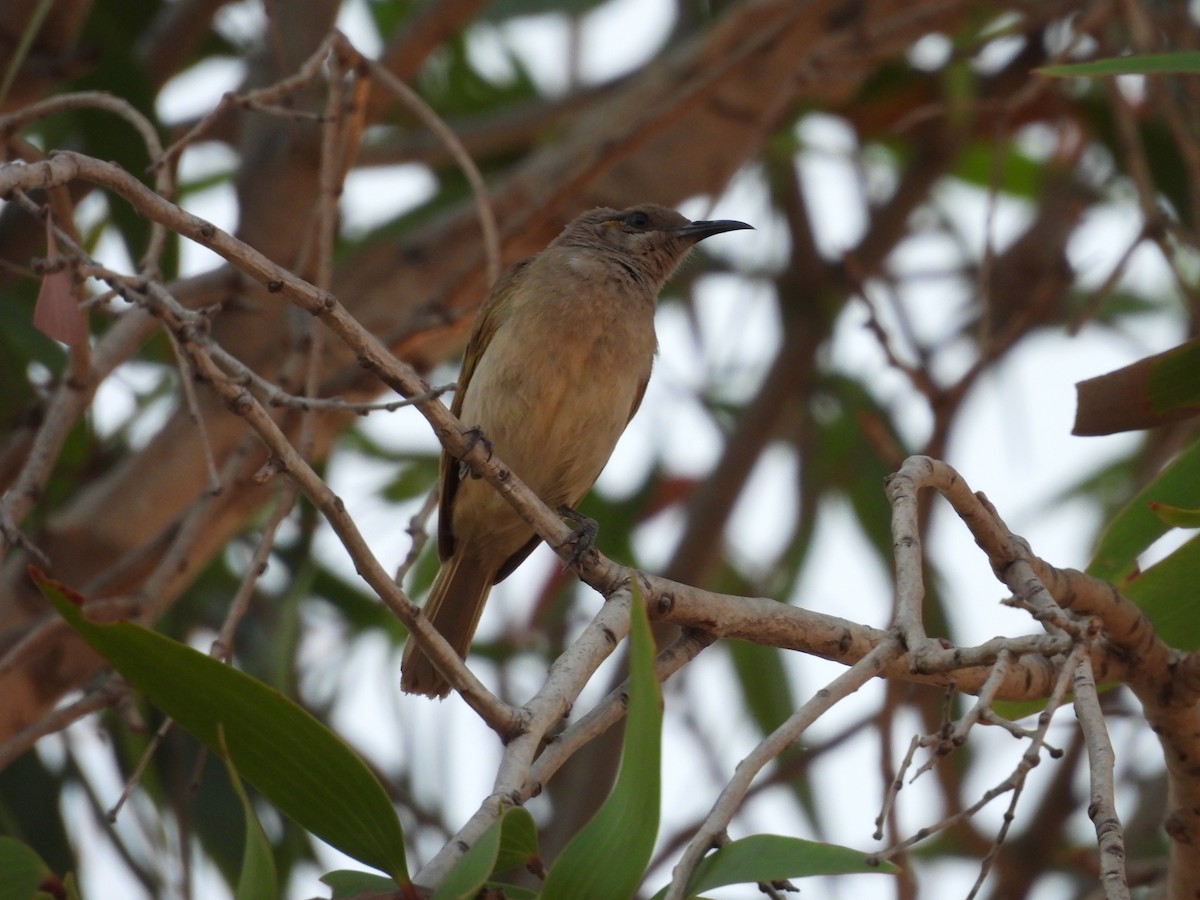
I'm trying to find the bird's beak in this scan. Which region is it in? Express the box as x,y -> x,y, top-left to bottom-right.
676,218 -> 755,241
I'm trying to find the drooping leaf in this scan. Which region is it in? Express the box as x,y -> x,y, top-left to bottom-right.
32,211 -> 86,347
216,726 -> 279,900
382,457 -> 441,502
432,806 -> 537,900
540,588 -> 662,899
1087,437 -> 1200,583
320,869 -> 401,898
727,641 -> 794,739
810,374 -> 904,569
0,836 -> 57,900
492,804 -> 539,875
32,568 -> 409,884
310,563 -> 410,643
650,833 -> 899,899
1122,534 -> 1200,650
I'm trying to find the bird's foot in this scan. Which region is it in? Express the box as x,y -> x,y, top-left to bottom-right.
556,505 -> 599,569
458,425 -> 494,480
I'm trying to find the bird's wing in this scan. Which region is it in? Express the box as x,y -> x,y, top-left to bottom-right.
437,258 -> 532,561
627,373 -> 651,427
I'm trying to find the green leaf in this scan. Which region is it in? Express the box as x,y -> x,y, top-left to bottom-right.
1148,341 -> 1200,415
989,696 -> 1051,722
953,142 -> 1045,199
0,0 -> 54,108
1074,340 -> 1200,435
382,457 -> 441,502
725,640 -> 819,820
728,641 -> 795,737
432,820 -> 502,900
32,568 -> 409,884
1123,533 -> 1200,650
811,374 -> 903,569
540,588 -> 662,899
483,886 -> 538,900
0,751 -> 73,878
492,804 -> 539,874
1087,437 -> 1200,583
650,834 -> 899,899
1039,52 -> 1200,77
311,564 -> 409,643
0,836 -> 56,900
1150,503 -> 1200,529
483,0 -> 609,22
216,726 -> 279,900
320,869 -> 400,898
433,806 -> 537,900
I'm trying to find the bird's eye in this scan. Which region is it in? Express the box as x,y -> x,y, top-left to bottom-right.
625,211 -> 651,229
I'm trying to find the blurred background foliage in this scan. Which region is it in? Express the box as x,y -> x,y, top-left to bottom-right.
1,0 -> 1199,897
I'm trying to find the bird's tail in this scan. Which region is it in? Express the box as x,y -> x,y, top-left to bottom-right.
400,553 -> 492,698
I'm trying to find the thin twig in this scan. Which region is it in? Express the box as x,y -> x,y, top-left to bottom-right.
155,32 -> 340,170
163,326 -> 222,492
665,637 -> 907,900
349,38 -> 501,288
394,487 -> 439,585
1073,651 -> 1130,899
876,638 -> 1087,864
210,485 -> 299,663
0,677 -> 126,772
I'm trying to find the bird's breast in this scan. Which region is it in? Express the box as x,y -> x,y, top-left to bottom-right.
456,266 -> 656,507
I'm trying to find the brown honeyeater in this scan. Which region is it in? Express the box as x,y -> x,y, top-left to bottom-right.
400,204 -> 752,698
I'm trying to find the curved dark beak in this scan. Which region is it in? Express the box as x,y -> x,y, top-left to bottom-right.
676,219 -> 754,241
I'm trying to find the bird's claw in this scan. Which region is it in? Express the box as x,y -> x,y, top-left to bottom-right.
458,425 -> 494,480
556,505 -> 599,569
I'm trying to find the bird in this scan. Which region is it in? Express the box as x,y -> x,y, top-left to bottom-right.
400,204 -> 753,698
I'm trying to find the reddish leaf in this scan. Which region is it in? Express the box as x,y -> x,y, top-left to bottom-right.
32,211 -> 87,347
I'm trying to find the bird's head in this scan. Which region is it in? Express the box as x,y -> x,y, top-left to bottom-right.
553,204 -> 753,287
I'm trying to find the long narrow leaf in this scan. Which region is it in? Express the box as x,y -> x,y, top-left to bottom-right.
433,806 -> 537,900
650,834 -> 899,898
1122,533 -> 1200,650
321,870 -> 401,898
216,726 -> 279,900
540,589 -> 662,899
1039,52 -> 1200,77
31,568 -> 409,884
1087,437 -> 1200,583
